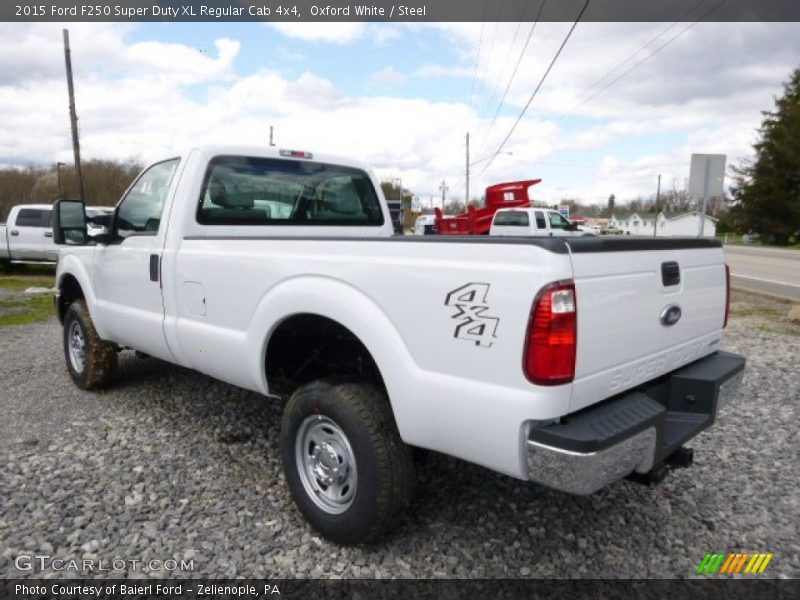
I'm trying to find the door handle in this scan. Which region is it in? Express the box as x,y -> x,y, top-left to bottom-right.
44,231 -> 53,238
149,254 -> 160,282
10,230 -> 19,236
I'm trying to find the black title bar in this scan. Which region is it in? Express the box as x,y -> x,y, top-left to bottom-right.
5,0 -> 800,22
3,579 -> 799,600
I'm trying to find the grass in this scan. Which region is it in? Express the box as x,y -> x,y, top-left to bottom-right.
728,290 -> 800,337
716,233 -> 800,249
0,269 -> 57,327
730,304 -> 784,318
0,275 -> 55,291
0,291 -> 55,327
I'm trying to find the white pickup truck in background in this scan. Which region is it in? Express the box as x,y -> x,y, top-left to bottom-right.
0,204 -> 58,264
1,204 -> 113,266
489,207 -> 590,237
51,145 -> 745,544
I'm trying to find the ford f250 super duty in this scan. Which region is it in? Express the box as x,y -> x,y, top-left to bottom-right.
0,204 -> 59,264
51,145 -> 745,544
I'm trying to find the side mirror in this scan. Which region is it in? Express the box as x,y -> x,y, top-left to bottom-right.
53,199 -> 87,245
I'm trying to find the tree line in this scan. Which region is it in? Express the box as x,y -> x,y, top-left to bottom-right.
0,159 -> 143,221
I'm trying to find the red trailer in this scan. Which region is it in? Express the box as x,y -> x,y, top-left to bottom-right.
434,179 -> 542,235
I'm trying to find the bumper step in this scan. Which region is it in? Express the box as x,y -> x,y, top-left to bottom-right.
527,351 -> 746,494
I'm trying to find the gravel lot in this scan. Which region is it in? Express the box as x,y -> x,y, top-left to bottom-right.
1,298 -> 798,579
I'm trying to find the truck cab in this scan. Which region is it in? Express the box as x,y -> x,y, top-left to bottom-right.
0,204 -> 58,263
489,207 -> 584,237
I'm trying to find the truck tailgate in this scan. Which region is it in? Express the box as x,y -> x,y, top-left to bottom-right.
566,239 -> 727,414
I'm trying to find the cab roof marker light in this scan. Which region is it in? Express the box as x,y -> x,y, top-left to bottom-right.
279,149 -> 313,159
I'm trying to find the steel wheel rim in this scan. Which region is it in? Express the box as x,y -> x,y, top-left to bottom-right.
67,320 -> 86,374
294,415 -> 357,514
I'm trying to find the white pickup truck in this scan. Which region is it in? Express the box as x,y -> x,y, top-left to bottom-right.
489,207 -> 589,237
0,204 -> 59,264
52,145 -> 745,544
1,204 -> 114,267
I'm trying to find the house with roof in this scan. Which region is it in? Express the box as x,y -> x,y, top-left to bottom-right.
608,210 -> 717,237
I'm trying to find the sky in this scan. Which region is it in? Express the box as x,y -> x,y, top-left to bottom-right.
0,20 -> 798,207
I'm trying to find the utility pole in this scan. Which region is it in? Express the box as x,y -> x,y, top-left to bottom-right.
62,29 -> 85,202
56,162 -> 65,199
439,180 -> 449,208
654,173 -> 661,237
465,132 -> 470,209
269,125 -> 275,146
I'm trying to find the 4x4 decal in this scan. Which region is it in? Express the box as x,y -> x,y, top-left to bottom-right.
445,283 -> 499,348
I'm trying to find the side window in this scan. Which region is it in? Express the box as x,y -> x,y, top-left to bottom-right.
493,211 -> 529,226
16,209 -> 51,228
116,159 -> 179,238
548,212 -> 571,230
197,156 -> 384,226
534,211 -> 546,229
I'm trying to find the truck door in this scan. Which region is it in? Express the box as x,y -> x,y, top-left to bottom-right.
92,158 -> 181,362
547,210 -> 574,237
9,208 -> 52,259
43,210 -> 58,260
533,210 -> 547,235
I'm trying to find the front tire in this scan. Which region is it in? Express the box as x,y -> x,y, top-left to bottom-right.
63,300 -> 117,390
280,379 -> 414,544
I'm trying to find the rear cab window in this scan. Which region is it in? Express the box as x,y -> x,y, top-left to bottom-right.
534,211 -> 546,229
15,208 -> 52,228
197,156 -> 384,227
493,211 -> 530,227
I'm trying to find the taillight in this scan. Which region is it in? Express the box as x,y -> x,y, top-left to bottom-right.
724,264 -> 731,328
524,280 -> 577,386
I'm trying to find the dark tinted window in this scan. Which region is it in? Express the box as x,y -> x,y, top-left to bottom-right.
534,211 -> 546,229
117,159 -> 179,238
493,211 -> 529,226
16,208 -> 51,228
197,156 -> 384,226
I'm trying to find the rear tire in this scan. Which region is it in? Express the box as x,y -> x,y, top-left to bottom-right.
63,300 -> 117,390
280,379 -> 414,544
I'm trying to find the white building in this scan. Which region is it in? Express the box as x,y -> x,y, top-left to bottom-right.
608,211 -> 717,237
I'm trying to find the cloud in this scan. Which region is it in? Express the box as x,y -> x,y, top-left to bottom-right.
1,22 -> 798,207
0,23 -> 132,85
373,25 -> 401,44
368,66 -> 407,88
267,23 -> 367,44
125,37 -> 240,84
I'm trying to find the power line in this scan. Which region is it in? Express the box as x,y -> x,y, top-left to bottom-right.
549,0 -> 706,117
477,0 -> 530,123
478,0 -> 548,156
472,0 -> 505,118
480,0 -> 591,175
552,0 -> 726,122
467,3 -> 489,112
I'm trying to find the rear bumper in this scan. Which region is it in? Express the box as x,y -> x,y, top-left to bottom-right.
526,351 -> 746,494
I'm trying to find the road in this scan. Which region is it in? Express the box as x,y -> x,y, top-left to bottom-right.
724,245 -> 800,300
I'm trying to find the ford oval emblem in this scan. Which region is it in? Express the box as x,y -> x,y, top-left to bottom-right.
660,304 -> 682,327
